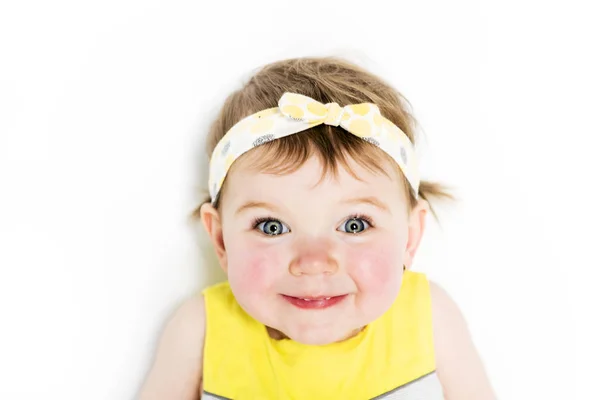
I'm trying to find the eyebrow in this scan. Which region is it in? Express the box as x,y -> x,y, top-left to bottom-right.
235,201 -> 281,216
341,196 -> 391,213
235,197 -> 390,215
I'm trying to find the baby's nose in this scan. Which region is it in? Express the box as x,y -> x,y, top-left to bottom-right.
288,251 -> 338,276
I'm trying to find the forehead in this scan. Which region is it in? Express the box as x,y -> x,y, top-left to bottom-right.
221,149 -> 406,208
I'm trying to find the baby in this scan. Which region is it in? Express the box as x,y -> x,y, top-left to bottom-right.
139,56 -> 496,399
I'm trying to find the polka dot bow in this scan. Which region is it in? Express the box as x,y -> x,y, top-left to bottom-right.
208,92 -> 420,203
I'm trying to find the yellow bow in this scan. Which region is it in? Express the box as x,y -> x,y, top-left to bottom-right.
277,92 -> 384,138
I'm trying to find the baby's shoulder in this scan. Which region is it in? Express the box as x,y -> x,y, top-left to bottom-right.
428,279 -> 452,313
176,291 -> 207,330
137,291 -> 206,398
428,279 -> 470,340
156,291 -> 207,362
428,279 -> 496,399
428,279 -> 467,351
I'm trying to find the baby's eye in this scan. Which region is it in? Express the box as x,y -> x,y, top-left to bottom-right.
338,217 -> 371,234
256,219 -> 290,236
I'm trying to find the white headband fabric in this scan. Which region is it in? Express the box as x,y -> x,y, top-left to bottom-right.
208,92 -> 420,203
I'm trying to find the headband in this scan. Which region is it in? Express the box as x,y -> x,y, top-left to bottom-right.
208,92 -> 420,203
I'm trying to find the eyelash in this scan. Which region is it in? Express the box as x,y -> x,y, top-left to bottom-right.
351,213 -> 375,228
251,214 -> 375,232
251,216 -> 283,229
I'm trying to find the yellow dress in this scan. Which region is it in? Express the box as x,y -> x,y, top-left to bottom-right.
201,270 -> 444,399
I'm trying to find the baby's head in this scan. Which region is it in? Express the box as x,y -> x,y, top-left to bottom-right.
192,57 -> 451,345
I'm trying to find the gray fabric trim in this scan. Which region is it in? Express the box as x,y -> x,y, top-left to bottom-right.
202,391 -> 231,400
370,370 -> 444,399
201,370 -> 443,399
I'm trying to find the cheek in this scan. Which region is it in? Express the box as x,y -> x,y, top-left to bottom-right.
224,237 -> 287,295
346,236 -> 405,293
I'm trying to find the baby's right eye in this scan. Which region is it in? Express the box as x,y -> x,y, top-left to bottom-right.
254,218 -> 290,236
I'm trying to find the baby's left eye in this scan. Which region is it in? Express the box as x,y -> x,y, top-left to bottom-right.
337,217 -> 371,234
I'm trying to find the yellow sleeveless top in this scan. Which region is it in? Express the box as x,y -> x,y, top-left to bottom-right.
201,271 -> 444,399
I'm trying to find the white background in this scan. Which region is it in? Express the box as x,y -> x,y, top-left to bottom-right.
1,1 -> 598,399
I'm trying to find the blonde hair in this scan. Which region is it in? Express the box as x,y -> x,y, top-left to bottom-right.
190,56 -> 453,221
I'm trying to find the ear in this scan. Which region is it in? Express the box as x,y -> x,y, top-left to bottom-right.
404,198 -> 428,269
200,202 -> 228,273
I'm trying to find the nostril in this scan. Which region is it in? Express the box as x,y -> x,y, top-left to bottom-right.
289,260 -> 338,276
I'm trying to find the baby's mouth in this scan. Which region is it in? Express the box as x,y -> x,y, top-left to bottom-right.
281,294 -> 348,309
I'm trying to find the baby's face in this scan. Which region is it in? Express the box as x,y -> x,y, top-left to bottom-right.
213,154 -> 419,345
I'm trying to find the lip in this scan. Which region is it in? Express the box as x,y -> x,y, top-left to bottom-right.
281,294 -> 348,309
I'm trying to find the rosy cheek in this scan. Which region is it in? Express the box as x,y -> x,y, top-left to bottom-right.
346,239 -> 403,293
226,240 -> 285,294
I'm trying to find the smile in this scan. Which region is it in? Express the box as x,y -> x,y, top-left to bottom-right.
281,294 -> 348,309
